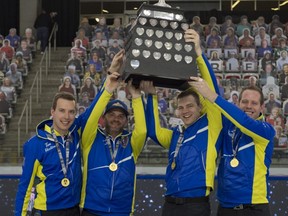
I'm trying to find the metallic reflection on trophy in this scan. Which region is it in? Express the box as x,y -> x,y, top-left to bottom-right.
123,1 -> 197,90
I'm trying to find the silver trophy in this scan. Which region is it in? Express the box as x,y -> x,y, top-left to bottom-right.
123,2 -> 197,90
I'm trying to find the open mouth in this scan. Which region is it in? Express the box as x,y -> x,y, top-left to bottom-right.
182,114 -> 192,119
245,111 -> 253,116
61,121 -> 70,126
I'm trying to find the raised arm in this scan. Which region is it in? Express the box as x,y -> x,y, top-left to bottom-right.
80,49 -> 125,145
107,49 -> 125,75
127,80 -> 147,160
189,78 -> 275,143
184,29 -> 219,94
141,81 -> 173,149
186,30 -> 223,176
99,49 -> 125,90
80,72 -> 121,149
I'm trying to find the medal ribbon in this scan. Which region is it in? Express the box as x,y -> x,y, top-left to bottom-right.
51,128 -> 70,178
172,125 -> 184,163
105,134 -> 121,162
231,126 -> 243,158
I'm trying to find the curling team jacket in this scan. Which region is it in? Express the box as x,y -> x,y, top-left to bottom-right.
80,89 -> 147,215
214,96 -> 275,208
15,88 -> 104,216
14,120 -> 82,215
146,54 -> 223,198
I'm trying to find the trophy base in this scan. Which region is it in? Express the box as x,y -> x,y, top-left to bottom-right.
123,57 -> 197,90
123,73 -> 193,90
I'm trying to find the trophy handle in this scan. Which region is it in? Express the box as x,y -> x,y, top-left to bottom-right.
154,0 -> 171,8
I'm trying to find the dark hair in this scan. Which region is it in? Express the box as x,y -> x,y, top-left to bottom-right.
225,15 -> 232,21
52,92 -> 76,110
239,86 -> 264,105
177,88 -> 201,106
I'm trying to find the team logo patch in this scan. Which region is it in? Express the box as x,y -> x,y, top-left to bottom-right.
121,136 -> 129,148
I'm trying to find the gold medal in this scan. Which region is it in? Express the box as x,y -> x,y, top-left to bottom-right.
171,161 -> 176,170
109,162 -> 118,172
61,178 -> 70,187
230,158 -> 239,168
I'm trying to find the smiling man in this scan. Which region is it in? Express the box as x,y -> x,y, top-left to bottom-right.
80,76 -> 147,215
143,29 -> 222,216
190,79 -> 275,216
15,51 -> 126,216
15,92 -> 82,216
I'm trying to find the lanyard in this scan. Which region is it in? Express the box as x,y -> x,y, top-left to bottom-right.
51,128 -> 70,178
231,126 -> 243,158
105,134 -> 122,162
173,125 -> 184,161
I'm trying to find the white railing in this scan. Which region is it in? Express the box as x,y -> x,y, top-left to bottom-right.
49,23 -> 58,67
17,100 -> 28,157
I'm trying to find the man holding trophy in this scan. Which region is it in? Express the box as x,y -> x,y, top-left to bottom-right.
123,1 -> 222,215
142,28 -> 222,216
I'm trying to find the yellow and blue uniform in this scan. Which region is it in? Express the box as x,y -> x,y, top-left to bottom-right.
15,89 -> 104,216
80,88 -> 147,215
14,120 -> 82,216
146,54 -> 222,198
214,96 -> 275,208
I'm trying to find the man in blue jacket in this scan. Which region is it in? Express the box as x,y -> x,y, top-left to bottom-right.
190,75 -> 275,216
143,29 -> 222,216
15,51 -> 125,216
80,79 -> 147,215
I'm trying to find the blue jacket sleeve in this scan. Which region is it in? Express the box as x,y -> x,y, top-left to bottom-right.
214,96 -> 275,144
15,138 -> 40,216
199,53 -> 220,95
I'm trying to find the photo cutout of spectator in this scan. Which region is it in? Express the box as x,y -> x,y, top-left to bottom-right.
6,63 -> 23,90
5,28 -> 20,49
0,91 -> 11,116
1,39 -> 15,61
78,17 -> 94,40
221,15 -> 236,36
58,76 -> 76,96
276,50 -> 288,71
262,76 -> 280,99
206,27 -> 221,48
266,106 -> 285,129
0,77 -> 16,103
22,28 -> 36,57
257,39 -> 273,58
271,27 -> 287,48
0,50 -> 10,73
281,76 -> 288,100
283,99 -> 288,114
225,51 -> 240,71
273,38 -> 288,59
228,90 -> 239,105
255,27 -> 271,47
264,92 -> 281,114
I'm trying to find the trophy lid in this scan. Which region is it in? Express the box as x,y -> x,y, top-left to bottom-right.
137,2 -> 187,23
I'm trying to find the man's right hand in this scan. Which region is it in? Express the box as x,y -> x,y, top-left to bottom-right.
140,80 -> 156,95
184,29 -> 202,57
188,76 -> 217,103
